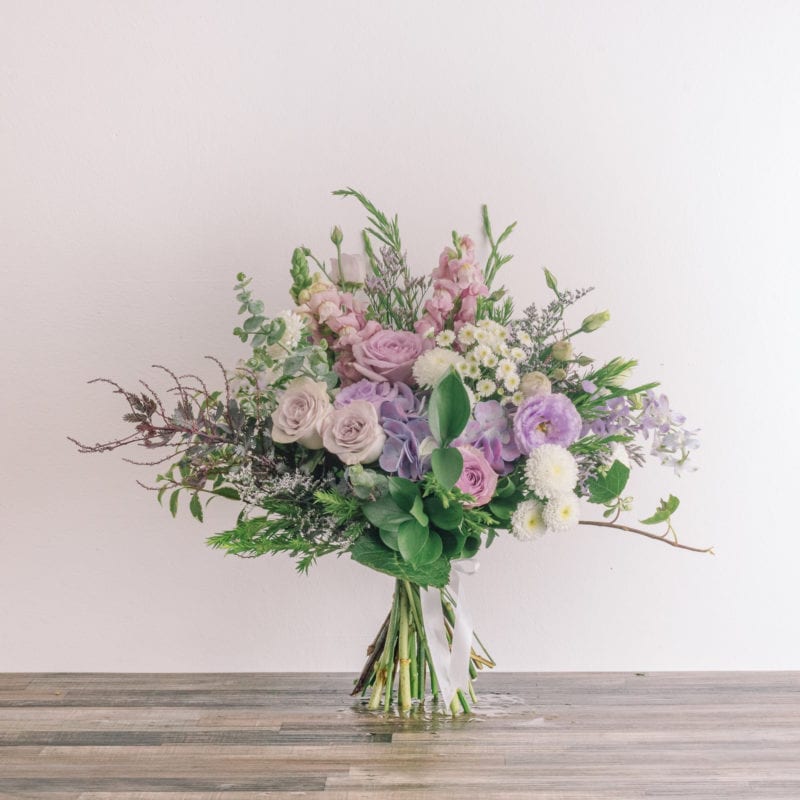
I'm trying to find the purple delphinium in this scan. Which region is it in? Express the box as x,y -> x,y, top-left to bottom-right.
334,379 -> 397,411
513,393 -> 582,454
455,400 -> 520,475
378,383 -> 431,480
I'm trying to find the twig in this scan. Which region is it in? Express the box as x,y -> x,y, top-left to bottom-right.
579,520 -> 713,554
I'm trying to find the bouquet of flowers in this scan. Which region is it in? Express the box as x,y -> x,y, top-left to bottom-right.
72,189 -> 709,714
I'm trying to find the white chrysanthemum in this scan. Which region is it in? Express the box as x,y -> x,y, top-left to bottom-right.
524,444 -> 579,498
412,348 -> 465,388
456,360 -> 470,375
458,324 -> 477,346
504,373 -> 521,391
542,493 -> 580,532
476,378 -> 497,398
517,331 -> 533,348
484,353 -> 498,368
510,347 -> 526,363
266,310 -> 306,359
496,358 -> 517,380
511,500 -> 547,541
474,327 -> 493,346
496,326 -> 509,341
473,344 -> 492,363
466,362 -> 481,379
511,390 -> 524,406
435,330 -> 456,347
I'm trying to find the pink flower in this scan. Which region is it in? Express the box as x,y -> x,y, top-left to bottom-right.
320,400 -> 386,465
270,377 -> 332,449
351,328 -> 431,384
329,253 -> 367,285
455,445 -> 499,508
334,320 -> 383,385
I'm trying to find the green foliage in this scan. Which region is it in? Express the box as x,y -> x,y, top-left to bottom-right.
587,460 -> 631,504
428,370 -> 470,446
430,447 -> 464,491
641,495 -> 680,525
349,529 -> 451,588
333,187 -> 403,259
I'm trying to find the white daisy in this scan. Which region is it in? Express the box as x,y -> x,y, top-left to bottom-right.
476,378 -> 497,398
504,373 -> 521,391
496,358 -> 517,380
435,329 -> 456,347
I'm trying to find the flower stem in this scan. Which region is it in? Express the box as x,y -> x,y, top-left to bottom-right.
398,588 -> 412,712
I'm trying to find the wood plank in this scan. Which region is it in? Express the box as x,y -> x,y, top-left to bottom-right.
0,672 -> 797,798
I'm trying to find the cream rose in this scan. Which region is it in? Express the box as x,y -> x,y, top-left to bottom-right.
520,371 -> 551,399
320,400 -> 386,465
270,377 -> 332,449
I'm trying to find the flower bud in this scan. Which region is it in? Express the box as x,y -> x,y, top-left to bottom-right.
550,340 -> 574,361
520,371 -> 551,399
550,368 -> 567,381
581,310 -> 610,332
330,225 -> 343,246
576,355 -> 594,366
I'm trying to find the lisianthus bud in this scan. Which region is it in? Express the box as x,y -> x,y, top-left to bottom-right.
551,340 -> 574,361
581,311 -> 610,332
576,355 -> 594,366
329,253 -> 367,285
550,368 -> 567,381
330,225 -> 343,246
520,371 -> 551,399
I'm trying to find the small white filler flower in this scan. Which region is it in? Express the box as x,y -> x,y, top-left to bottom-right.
510,500 -> 547,541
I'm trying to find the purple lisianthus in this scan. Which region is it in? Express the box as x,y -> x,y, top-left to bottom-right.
455,400 -> 520,475
334,379 -> 398,411
513,393 -> 582,454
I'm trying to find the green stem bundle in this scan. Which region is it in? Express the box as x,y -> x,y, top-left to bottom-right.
352,579 -> 495,714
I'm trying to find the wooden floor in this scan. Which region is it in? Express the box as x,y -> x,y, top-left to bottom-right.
0,673 -> 798,799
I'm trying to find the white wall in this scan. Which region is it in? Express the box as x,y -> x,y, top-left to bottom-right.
2,0 -> 799,672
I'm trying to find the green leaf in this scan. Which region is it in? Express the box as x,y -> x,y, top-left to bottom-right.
414,531 -> 444,565
409,495 -> 429,527
488,499 -> 514,521
424,495 -> 463,531
362,495 -> 412,531
462,534 -> 482,559
350,529 -> 450,588
379,527 -> 399,551
189,493 -> 203,523
431,447 -> 464,491
243,315 -> 265,333
157,485 -> 168,506
169,489 -> 180,518
640,495 -> 680,525
388,477 -> 419,512
397,519 -> 430,564
587,460 -> 630,504
428,370 -> 471,446
212,486 -> 241,501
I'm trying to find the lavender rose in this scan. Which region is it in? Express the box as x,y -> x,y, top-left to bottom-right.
271,377 -> 332,449
455,445 -> 498,508
320,400 -> 386,465
352,328 -> 430,384
513,393 -> 582,454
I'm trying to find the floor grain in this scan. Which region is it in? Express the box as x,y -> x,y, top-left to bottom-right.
0,672 -> 797,798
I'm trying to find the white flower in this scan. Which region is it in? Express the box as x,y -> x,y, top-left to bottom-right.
542,493 -> 580,532
476,378 -> 497,398
511,500 -> 547,541
435,330 -> 456,347
474,344 -> 492,364
510,347 -> 526,363
496,358 -> 517,380
466,362 -> 481,379
484,353 -> 498,368
412,348 -> 466,388
504,373 -> 521,391
266,310 -> 306,360
511,390 -> 524,406
524,444 -> 579,498
474,327 -> 493,346
458,324 -> 477,346
329,253 -> 367,284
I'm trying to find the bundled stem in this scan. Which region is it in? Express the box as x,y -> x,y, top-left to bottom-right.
353,580 -> 494,714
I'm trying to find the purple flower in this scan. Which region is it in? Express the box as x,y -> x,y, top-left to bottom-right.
335,379 -> 398,411
455,445 -> 498,507
351,328 -> 431,384
513,393 -> 582,454
378,386 -> 431,479
455,400 -> 520,475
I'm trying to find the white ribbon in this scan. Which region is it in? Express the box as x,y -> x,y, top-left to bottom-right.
420,558 -> 479,708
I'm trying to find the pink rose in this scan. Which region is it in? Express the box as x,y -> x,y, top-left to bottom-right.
271,377 -> 332,449
455,445 -> 498,507
320,400 -> 386,465
351,328 -> 431,384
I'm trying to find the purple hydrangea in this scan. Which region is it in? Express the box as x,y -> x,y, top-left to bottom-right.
334,379 -> 398,411
378,384 -> 431,480
455,400 -> 520,475
513,393 -> 582,454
